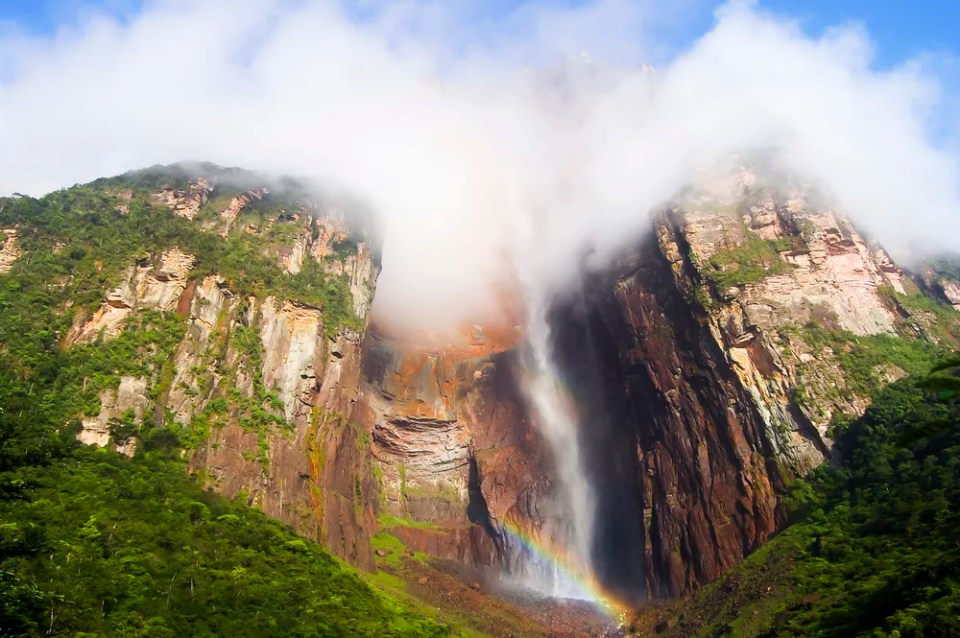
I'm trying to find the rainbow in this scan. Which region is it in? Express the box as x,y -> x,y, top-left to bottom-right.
498,521 -> 633,623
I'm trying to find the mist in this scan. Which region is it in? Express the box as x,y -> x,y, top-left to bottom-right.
1,0 -> 958,330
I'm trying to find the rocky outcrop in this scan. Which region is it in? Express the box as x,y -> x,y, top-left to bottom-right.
310,217 -> 349,260
0,228 -> 19,273
325,241 -> 377,318
219,189 -> 267,236
259,298 -> 325,420
659,169 -> 910,460
66,248 -> 195,344
279,225 -> 312,274
65,174 -> 383,569
355,322 -> 579,582
921,263 -> 960,312
187,295 -> 379,568
545,165 -> 936,597
78,375 -> 150,457
943,280 -> 960,311
114,189 -> 133,215
154,178 -> 213,219
165,275 -> 237,424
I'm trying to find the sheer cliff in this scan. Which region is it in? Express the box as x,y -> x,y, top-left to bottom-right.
0,165 -> 383,570
3,161 -> 957,611
354,164 -> 959,601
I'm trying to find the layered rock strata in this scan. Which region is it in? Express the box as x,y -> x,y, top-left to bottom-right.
63,163 -> 957,601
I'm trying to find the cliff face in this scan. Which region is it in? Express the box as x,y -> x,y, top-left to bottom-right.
921,262 -> 960,312
349,164 -> 957,601
67,247 -> 196,345
560,165 -> 952,597
355,324 -> 536,567
0,228 -> 19,273
59,169 -> 382,569
46,162 -> 958,602
666,170 -> 911,448
185,296 -> 378,568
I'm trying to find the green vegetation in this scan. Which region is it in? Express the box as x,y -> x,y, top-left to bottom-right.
785,322 -> 945,400
0,166 -> 452,636
379,515 -> 441,531
0,167 -> 358,343
664,357 -> 960,637
406,481 -> 463,504
922,256 -> 960,284
398,462 -> 408,497
0,439 -> 456,636
0,166 -> 362,451
285,257 -> 360,337
705,233 -> 793,291
880,284 -> 960,346
371,533 -> 422,568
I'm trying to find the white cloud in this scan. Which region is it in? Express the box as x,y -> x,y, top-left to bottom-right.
0,0 -> 957,330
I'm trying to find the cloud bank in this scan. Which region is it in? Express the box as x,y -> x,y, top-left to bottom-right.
0,0 -> 958,329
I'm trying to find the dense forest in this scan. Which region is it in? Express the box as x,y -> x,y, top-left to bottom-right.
0,436 -> 453,637
655,357 -> 960,637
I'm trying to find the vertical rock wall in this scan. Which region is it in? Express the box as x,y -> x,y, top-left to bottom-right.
66,174 -> 383,569
354,165 -> 952,601
60,163 -> 958,598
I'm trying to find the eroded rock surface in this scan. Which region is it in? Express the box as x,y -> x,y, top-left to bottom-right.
0,228 -> 19,273
351,163 -> 951,601
154,178 -> 213,219
325,241 -> 377,317
57,163 -> 958,603
554,164 -> 942,597
944,280 -> 960,311
65,176 -> 383,569
66,248 -> 195,344
78,375 -> 150,457
219,189 -> 267,236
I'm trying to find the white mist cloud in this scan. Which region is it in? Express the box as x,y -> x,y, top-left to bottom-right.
0,0 -> 957,329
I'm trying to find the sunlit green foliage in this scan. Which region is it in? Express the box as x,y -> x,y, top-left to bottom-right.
0,165 -> 359,443
787,323 -> 945,399
0,440 -> 455,637
0,166 -> 356,341
670,358 -> 960,637
0,166 -> 446,636
705,233 -> 792,291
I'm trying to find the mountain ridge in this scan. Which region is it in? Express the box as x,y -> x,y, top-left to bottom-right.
1,161 -> 959,636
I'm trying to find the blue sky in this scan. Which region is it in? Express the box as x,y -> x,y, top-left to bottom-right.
1,0 -> 957,70
762,0 -> 960,68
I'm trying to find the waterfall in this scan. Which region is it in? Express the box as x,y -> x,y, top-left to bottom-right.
515,291 -> 598,599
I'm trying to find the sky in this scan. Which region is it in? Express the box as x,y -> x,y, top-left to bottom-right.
2,0 -> 957,68
0,0 -> 958,329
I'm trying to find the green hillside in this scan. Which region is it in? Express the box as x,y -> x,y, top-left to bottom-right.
0,439 -> 454,637
0,166 -> 456,637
